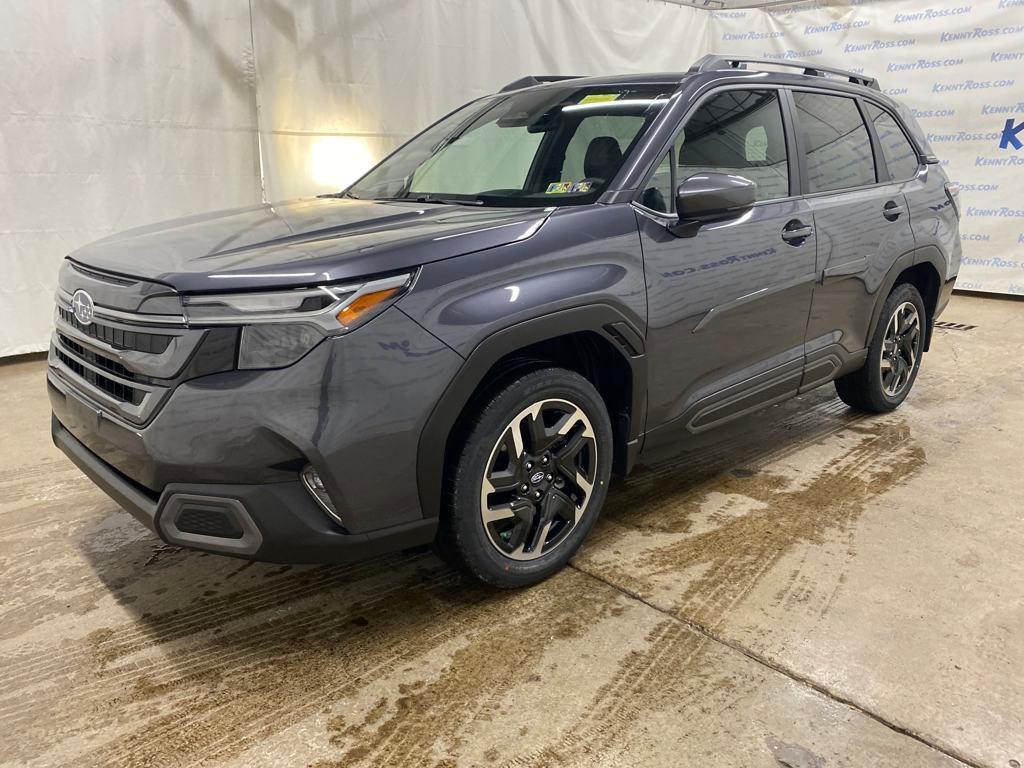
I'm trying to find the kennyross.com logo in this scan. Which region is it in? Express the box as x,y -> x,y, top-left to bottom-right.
1000,117 -> 1024,150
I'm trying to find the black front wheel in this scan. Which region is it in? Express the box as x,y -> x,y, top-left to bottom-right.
438,368 -> 613,588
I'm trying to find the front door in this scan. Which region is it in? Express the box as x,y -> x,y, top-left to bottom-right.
636,88 -> 817,444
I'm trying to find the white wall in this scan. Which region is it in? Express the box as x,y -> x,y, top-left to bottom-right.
249,0 -> 711,200
2,0 -> 1021,357
0,0 -> 263,357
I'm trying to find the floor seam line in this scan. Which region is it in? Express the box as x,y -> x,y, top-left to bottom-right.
569,561 -> 987,768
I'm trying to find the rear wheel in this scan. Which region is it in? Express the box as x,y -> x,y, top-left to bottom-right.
438,368 -> 613,588
835,282 -> 926,413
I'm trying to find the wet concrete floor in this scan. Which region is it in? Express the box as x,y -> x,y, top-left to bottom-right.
1,293 -> 1021,767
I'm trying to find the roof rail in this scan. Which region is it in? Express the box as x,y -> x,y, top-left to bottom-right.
689,54 -> 879,90
499,75 -> 583,92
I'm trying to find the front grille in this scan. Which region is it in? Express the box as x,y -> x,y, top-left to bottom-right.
54,347 -> 145,405
58,335 -> 139,380
52,282 -> 235,427
57,306 -> 172,354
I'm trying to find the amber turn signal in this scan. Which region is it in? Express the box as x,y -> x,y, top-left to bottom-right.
337,286 -> 401,328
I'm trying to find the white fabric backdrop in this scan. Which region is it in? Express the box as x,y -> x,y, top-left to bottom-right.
2,0 -> 1020,357
1,0 -> 263,357
249,0 -> 711,200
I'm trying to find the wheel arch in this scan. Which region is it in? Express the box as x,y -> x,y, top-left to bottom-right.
416,305 -> 647,520
869,246 -> 945,353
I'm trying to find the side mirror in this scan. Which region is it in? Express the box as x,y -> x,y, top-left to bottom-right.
670,172 -> 757,236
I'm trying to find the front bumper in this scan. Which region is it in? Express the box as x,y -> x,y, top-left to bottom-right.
48,305 -> 464,561
52,417 -> 437,562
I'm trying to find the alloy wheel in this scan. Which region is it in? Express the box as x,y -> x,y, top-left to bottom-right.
880,300 -> 921,397
479,398 -> 598,561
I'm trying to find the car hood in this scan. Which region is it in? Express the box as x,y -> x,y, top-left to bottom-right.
67,197 -> 553,293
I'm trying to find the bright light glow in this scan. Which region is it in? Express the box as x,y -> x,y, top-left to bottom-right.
561,99 -> 668,113
310,136 -> 374,189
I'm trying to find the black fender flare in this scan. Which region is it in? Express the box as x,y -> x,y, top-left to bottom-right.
866,245 -> 946,353
415,304 -> 647,519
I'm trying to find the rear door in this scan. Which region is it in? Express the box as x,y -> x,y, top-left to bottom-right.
636,87 -> 817,442
793,90 -> 916,388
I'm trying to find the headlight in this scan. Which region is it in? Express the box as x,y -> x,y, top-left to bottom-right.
182,272 -> 413,369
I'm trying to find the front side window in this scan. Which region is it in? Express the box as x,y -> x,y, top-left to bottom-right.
864,102 -> 921,181
349,86 -> 670,207
639,152 -> 673,213
793,92 -> 876,193
675,89 -> 790,202
638,89 -> 790,213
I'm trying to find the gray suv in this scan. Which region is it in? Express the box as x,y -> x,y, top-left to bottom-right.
48,56 -> 961,587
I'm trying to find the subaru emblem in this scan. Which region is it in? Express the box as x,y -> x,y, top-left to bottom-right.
71,290 -> 95,326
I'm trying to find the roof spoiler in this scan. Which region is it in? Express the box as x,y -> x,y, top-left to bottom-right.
499,75 -> 583,92
690,54 -> 880,90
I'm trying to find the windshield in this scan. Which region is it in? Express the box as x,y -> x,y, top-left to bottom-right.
347,85 -> 672,207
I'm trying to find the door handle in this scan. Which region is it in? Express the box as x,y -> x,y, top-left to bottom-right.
883,200 -> 905,221
781,220 -> 813,244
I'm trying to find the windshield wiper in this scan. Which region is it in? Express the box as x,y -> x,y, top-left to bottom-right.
410,194 -> 484,206
375,194 -> 483,206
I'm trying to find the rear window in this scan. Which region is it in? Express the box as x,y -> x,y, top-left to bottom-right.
793,92 -> 876,193
864,102 -> 921,181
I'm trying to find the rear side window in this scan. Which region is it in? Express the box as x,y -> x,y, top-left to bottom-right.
864,102 -> 921,181
675,89 -> 790,202
793,92 -> 876,193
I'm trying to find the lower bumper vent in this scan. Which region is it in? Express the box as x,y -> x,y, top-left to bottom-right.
158,494 -> 262,555
175,507 -> 245,539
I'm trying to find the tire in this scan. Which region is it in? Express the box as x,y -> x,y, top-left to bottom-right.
438,367 -> 613,588
835,282 -> 926,413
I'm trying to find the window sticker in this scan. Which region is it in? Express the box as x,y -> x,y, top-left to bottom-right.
578,93 -> 620,105
545,181 -> 593,194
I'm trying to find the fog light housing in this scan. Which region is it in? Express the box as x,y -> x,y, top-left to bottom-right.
301,465 -> 344,527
